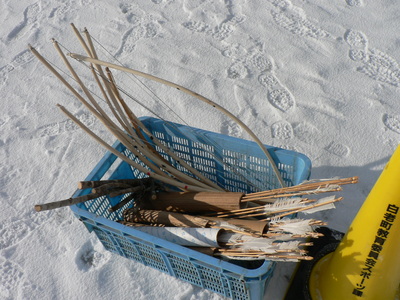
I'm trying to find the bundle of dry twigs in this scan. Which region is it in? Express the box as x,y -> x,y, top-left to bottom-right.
35,175 -> 357,261
31,24 -> 358,262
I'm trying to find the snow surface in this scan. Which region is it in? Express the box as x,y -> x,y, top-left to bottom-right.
1,0 -> 400,299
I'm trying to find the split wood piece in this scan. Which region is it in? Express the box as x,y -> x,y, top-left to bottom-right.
202,217 -> 269,236
187,243 -> 313,257
108,185 -> 146,198
186,247 -> 218,257
91,183 -> 132,194
262,232 -> 323,239
78,177 -> 153,189
241,177 -> 358,201
221,248 -> 309,255
234,201 -> 314,219
123,208 -> 213,228
148,192 -> 245,213
35,190 -> 108,212
109,193 -> 136,212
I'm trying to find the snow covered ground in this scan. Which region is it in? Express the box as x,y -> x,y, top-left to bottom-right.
1,0 -> 400,299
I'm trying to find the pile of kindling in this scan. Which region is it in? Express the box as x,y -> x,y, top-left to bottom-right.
31,24 -> 358,262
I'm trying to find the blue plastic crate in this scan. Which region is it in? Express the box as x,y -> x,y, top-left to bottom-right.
70,117 -> 311,300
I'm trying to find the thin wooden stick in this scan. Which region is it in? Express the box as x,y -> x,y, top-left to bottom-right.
242,177 -> 358,200
56,103 -> 212,192
51,40 -> 173,180
108,185 -> 145,198
240,187 -> 342,203
101,67 -> 223,191
35,191 -> 108,212
208,198 -> 315,218
71,24 -> 130,131
78,178 -> 153,189
68,52 -> 286,188
91,183 -> 132,194
102,68 -> 213,190
30,44 -> 220,192
214,251 -> 313,261
109,193 -> 136,212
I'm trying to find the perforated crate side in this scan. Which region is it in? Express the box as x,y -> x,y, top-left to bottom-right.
71,117 -> 312,300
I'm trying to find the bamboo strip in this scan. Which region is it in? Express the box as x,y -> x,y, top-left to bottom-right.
104,74 -> 223,191
105,67 -> 168,164
70,26 -> 197,188
242,177 -> 358,200
56,104 -> 212,192
208,198 -> 315,218
269,197 -> 343,219
102,69 -> 214,190
214,251 -> 313,261
123,208 -> 212,228
51,40 -> 174,181
241,187 -> 342,203
71,24 -> 130,132
68,53 -> 286,188
80,26 -> 223,192
29,45 -> 216,192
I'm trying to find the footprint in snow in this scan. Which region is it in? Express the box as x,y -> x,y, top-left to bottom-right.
0,209 -> 53,251
116,21 -> 161,56
49,3 -> 78,22
182,1 -> 246,41
75,239 -> 111,272
269,0 -> 331,39
383,114 -> 400,134
267,89 -> 295,112
223,42 -> 296,112
0,258 -> 40,299
6,2 -> 41,41
346,0 -> 364,7
27,111 -> 95,140
0,220 -> 31,250
325,141 -> 350,158
271,120 -> 294,139
345,29 -> 400,87
0,50 -> 34,86
258,73 -> 295,112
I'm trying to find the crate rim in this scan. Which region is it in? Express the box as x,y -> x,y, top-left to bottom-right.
69,116 -> 312,287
